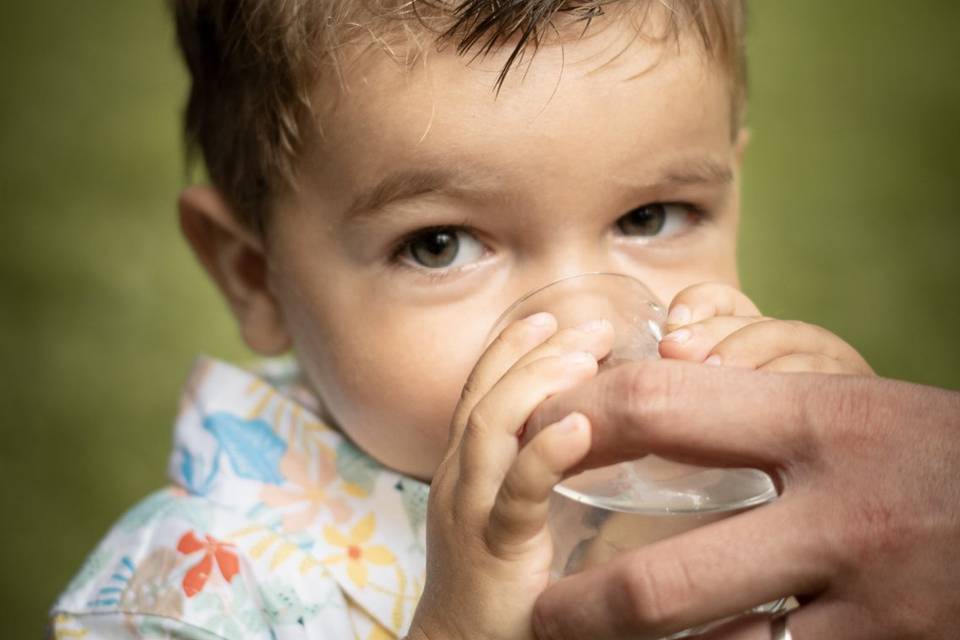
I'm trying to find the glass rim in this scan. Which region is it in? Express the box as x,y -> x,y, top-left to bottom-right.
487,271 -> 665,342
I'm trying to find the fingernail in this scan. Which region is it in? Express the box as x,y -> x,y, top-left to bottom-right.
525,312 -> 554,327
667,304 -> 691,326
704,354 -> 722,367
562,351 -> 596,366
661,328 -> 691,344
558,413 -> 586,433
574,318 -> 609,333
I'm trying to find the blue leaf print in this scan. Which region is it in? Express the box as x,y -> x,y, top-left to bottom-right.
178,445 -> 220,496
203,412 -> 287,485
179,446 -> 197,491
87,556 -> 135,609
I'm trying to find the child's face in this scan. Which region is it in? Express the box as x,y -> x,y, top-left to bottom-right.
262,19 -> 744,480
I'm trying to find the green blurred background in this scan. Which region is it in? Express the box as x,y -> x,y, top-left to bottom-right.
2,2 -> 958,636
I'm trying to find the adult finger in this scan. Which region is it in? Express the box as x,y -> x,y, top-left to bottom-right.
660,316 -> 772,363
524,359 -> 874,473
667,283 -> 761,330
532,495 -> 833,640
485,413 -> 591,556
707,320 -> 874,375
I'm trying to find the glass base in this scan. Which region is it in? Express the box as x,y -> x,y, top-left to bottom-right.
661,598 -> 787,639
548,457 -> 780,637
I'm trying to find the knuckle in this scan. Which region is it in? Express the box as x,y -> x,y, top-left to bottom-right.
458,375 -> 480,405
463,405 -> 494,442
616,557 -> 689,629
528,430 -> 556,464
809,377 -> 873,446
495,472 -> 530,511
688,280 -> 725,298
531,602 -> 565,640
527,354 -> 591,382
430,455 -> 454,489
785,318 -> 822,339
810,354 -> 839,374
782,376 -> 827,464
741,316 -> 781,338
536,329 -> 597,360
527,355 -> 564,376
624,360 -> 661,399
622,361 -> 681,425
498,322 -> 533,352
482,508 -> 524,560
689,282 -> 739,313
792,376 -> 877,467
447,488 -> 470,528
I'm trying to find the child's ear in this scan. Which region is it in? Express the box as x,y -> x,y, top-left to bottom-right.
734,127 -> 751,166
178,185 -> 291,356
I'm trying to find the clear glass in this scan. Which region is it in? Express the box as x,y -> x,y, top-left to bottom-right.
488,273 -> 781,638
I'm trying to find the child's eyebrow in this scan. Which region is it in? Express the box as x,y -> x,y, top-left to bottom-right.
342,166 -> 498,224
660,157 -> 734,186
610,157 -> 735,191
343,156 -> 732,223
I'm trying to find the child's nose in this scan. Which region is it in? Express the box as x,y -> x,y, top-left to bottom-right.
521,249 -> 619,295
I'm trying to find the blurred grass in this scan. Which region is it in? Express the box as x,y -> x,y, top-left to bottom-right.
741,3 -> 960,387
1,2 -> 958,637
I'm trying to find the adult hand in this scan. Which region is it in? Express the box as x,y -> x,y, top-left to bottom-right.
524,360 -> 960,639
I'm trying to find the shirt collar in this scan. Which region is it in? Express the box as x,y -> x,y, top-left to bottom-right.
168,356 -> 428,635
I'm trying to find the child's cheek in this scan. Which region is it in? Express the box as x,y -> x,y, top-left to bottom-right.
296,322 -> 479,480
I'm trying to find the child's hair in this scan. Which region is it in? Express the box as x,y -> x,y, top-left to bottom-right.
171,0 -> 746,234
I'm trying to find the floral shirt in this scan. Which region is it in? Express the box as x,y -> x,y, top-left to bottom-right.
50,357 -> 429,639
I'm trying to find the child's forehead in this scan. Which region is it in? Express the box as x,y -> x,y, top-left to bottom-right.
297,23 -> 733,215
319,8 -> 719,117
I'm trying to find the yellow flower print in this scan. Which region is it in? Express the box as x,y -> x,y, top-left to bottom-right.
323,514 -> 396,588
367,621 -> 394,640
50,614 -> 88,638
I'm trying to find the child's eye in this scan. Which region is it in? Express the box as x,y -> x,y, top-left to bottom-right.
397,226 -> 486,270
615,203 -> 699,238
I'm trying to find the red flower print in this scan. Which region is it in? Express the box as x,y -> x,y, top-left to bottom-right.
176,531 -> 240,597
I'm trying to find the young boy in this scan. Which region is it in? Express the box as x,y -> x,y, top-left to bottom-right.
50,1 -> 874,638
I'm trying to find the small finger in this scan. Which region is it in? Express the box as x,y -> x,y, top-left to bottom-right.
446,312 -> 558,453
485,413 -> 591,555
509,318 -> 615,375
448,319 -> 613,458
706,320 -> 874,375
660,316 -> 772,363
457,352 -> 599,509
667,283 -> 761,330
760,353 -> 851,375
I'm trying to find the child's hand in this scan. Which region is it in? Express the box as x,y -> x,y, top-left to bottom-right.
406,313 -> 614,640
659,282 -> 874,375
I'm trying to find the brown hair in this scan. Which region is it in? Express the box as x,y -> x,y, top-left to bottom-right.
171,0 -> 747,233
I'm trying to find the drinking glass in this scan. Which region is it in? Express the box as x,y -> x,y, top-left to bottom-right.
488,273 -> 782,638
